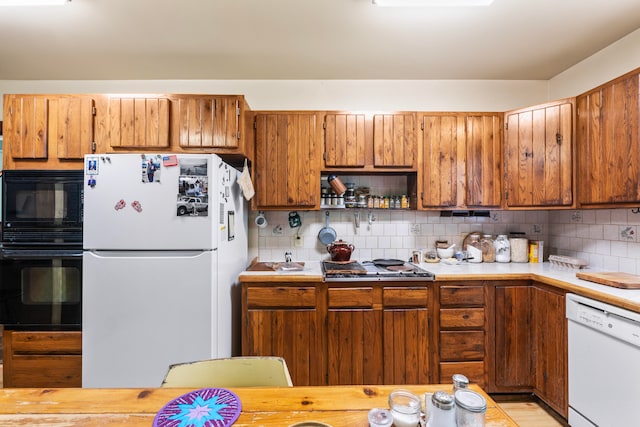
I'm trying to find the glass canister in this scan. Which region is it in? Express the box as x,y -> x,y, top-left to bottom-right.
430,391 -> 456,427
344,182 -> 356,208
388,389 -> 421,427
509,232 -> 529,263
481,234 -> 495,263
454,389 -> 487,427
466,234 -> 483,263
494,234 -> 511,263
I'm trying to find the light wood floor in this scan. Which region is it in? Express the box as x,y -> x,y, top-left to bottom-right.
499,401 -> 564,427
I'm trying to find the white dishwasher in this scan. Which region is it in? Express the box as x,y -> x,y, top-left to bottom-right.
566,293 -> 640,426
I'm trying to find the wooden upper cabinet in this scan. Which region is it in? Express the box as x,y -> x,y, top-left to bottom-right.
324,113 -> 366,168
466,114 -> 502,208
373,113 -> 416,168
106,96 -> 170,149
420,114 -> 465,208
4,95 -> 49,160
54,97 -> 96,160
253,112 -> 322,209
173,96 -> 241,150
577,69 -> 640,207
505,100 -> 574,208
3,94 -> 95,169
419,113 -> 501,209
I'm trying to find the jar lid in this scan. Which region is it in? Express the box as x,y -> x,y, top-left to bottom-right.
452,373 -> 469,387
431,391 -> 454,410
454,389 -> 487,412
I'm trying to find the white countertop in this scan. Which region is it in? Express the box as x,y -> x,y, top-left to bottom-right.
240,260 -> 640,312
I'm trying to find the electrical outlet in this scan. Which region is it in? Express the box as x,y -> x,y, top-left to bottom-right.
294,235 -> 304,247
571,211 -> 582,223
410,224 -> 421,235
532,224 -> 542,234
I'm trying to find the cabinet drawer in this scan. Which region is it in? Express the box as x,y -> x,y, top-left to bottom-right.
439,361 -> 485,386
247,287 -> 316,308
6,355 -> 82,387
10,331 -> 82,355
440,331 -> 484,361
440,286 -> 484,306
439,308 -> 485,329
383,287 -> 428,308
329,287 -> 373,308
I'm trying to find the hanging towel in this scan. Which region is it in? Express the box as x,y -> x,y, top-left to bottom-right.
238,158 -> 255,201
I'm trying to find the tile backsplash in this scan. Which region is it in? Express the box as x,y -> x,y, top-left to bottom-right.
249,207 -> 640,274
249,209 -> 549,264
548,209 -> 640,273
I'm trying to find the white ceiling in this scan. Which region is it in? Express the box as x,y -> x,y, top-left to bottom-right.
0,0 -> 639,81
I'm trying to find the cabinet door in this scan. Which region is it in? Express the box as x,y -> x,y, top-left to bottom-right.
577,71 -> 640,206
2,330 -> 82,388
420,114 -> 465,208
53,96 -> 96,160
466,114 -> 502,207
492,284 -> 533,391
324,113 -> 366,168
4,95 -> 49,160
373,114 -> 416,168
505,101 -> 573,207
243,286 -> 324,386
175,96 -> 240,149
106,96 -> 170,148
533,285 -> 567,417
327,287 -> 383,385
382,287 -> 430,384
254,112 -> 322,209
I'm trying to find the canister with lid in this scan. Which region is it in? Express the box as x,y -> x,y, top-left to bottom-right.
466,234 -> 483,263
494,234 -> 510,262
480,234 -> 495,263
454,389 -> 487,427
509,232 -> 529,263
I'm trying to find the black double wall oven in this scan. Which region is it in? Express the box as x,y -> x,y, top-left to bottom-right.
1,170 -> 83,330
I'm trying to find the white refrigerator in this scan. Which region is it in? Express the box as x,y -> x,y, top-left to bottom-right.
82,153 -> 248,388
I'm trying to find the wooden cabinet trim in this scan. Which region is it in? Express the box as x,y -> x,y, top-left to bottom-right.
246,286 -> 317,308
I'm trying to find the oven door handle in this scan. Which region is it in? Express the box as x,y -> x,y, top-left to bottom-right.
1,249 -> 83,259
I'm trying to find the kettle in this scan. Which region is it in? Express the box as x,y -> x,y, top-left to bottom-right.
327,240 -> 355,262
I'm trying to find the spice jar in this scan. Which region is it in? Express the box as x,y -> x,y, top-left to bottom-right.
430,391 -> 456,427
494,235 -> 511,263
452,373 -> 469,394
509,232 -> 529,263
344,183 -> 356,208
454,389 -> 487,427
466,234 -> 483,263
481,234 -> 495,263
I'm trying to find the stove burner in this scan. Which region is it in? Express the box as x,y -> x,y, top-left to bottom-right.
322,260 -> 435,282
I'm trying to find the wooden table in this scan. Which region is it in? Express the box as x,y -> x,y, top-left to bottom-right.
0,384 -> 518,426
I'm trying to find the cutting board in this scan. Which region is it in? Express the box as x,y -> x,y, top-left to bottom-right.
323,261 -> 366,275
576,272 -> 640,289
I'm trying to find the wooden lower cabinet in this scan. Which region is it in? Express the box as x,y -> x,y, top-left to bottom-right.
436,283 -> 487,387
2,329 -> 82,388
241,285 -> 324,386
533,283 -> 568,418
491,281 -> 534,391
242,281 -> 431,386
241,278 -> 568,419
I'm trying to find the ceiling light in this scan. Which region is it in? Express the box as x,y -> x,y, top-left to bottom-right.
373,0 -> 494,7
0,0 -> 69,5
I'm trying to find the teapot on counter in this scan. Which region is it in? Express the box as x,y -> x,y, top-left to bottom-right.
327,240 -> 355,262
